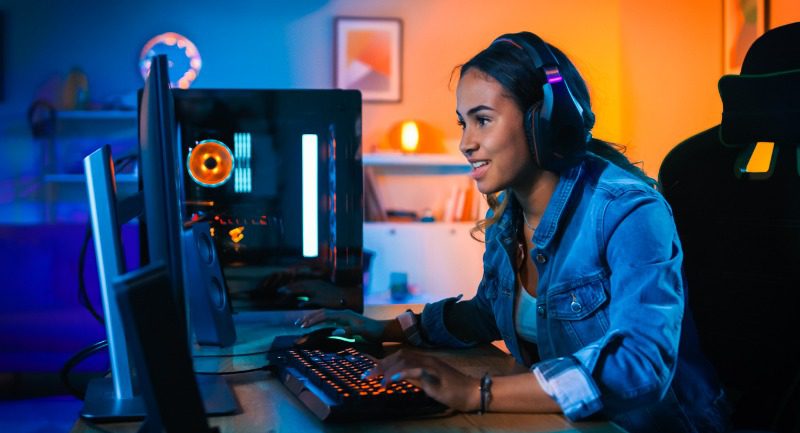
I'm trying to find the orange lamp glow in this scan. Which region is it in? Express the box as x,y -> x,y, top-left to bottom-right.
383,119 -> 446,154
187,139 -> 234,187
400,121 -> 420,153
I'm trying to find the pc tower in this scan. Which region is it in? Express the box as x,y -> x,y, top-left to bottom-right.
173,89 -> 364,314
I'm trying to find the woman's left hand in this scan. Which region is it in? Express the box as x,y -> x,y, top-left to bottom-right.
364,349 -> 481,412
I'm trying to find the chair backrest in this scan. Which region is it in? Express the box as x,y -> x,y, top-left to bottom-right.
659,23 -> 800,433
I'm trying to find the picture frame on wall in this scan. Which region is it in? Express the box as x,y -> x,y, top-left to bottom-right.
334,17 -> 402,103
723,0 -> 769,75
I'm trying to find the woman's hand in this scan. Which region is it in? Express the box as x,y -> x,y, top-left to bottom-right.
365,349 -> 481,412
296,308 -> 387,342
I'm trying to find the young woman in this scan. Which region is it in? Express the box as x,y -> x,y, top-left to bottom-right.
299,31 -> 729,433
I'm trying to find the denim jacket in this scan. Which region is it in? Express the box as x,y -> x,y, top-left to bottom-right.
418,155 -> 729,433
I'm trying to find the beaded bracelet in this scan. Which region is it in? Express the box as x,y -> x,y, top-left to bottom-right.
479,372 -> 492,414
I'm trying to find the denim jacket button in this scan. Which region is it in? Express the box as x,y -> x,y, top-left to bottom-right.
536,253 -> 547,264
570,300 -> 582,312
537,305 -> 546,316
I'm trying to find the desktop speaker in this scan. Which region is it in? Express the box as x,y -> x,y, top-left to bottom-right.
182,221 -> 237,346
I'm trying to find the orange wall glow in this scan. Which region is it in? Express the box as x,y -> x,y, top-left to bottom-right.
329,0 -> 799,178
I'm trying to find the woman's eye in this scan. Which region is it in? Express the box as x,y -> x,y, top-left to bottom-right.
477,117 -> 490,126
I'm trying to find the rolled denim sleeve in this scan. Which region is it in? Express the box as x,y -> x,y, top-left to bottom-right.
419,270 -> 503,348
532,356 -> 603,420
419,295 -> 475,348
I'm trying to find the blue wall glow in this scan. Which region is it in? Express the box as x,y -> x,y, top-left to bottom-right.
0,0 -> 334,225
0,0 -> 342,373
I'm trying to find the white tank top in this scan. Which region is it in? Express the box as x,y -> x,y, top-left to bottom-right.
515,285 -> 538,343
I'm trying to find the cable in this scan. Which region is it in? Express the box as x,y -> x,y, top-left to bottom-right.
59,339 -> 108,400
78,223 -> 104,324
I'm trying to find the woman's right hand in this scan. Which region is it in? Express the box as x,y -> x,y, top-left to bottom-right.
296,309 -> 387,342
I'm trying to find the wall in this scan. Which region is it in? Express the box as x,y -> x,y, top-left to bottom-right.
620,1 -> 723,174
0,1 -> 626,185
772,0 -> 800,28
4,1 -> 796,218
0,0 -> 797,372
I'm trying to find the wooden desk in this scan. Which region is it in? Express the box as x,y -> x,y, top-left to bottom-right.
70,305 -> 625,433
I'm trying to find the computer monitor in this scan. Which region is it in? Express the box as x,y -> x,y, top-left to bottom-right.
114,262 -> 217,433
173,89 -> 364,313
80,55 -> 236,421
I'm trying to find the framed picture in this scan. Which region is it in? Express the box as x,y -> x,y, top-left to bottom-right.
335,17 -> 402,102
723,0 -> 768,75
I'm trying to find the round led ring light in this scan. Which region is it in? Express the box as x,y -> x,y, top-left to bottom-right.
139,32 -> 202,89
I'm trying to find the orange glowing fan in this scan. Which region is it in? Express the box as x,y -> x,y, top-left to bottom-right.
186,139 -> 234,187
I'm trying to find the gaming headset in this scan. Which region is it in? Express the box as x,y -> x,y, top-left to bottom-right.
492,33 -> 588,171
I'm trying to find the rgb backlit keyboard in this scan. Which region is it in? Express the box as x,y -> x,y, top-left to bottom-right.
269,347 -> 447,421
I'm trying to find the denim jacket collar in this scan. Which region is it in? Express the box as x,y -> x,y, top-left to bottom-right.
492,162 -> 585,251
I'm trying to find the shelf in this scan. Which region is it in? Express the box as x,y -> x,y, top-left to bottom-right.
364,221 -> 483,303
363,152 -> 470,175
364,221 -> 475,228
44,173 -> 138,184
56,110 -> 137,120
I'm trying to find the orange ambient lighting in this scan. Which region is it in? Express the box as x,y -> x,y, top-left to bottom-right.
400,121 -> 420,153
187,139 -> 234,187
384,119 -> 446,154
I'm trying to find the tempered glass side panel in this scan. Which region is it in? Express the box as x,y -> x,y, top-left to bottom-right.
173,89 -> 363,312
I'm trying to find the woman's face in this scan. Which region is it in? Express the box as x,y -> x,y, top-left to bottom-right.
457,68 -> 535,195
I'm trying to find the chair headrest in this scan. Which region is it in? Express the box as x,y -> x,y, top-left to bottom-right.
719,69 -> 800,146
719,22 -> 800,146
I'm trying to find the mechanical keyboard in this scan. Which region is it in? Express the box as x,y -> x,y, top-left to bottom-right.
269,346 -> 448,421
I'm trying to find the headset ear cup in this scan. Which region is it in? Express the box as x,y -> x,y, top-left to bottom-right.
525,102 -> 540,165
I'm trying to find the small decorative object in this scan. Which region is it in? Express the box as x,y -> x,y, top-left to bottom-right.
335,17 -> 402,102
61,68 -> 89,110
420,208 -> 435,223
139,32 -> 202,88
724,0 -> 768,75
384,119 -> 446,153
389,272 -> 409,302
400,120 -> 419,153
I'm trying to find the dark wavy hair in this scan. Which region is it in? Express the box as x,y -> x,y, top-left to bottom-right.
459,32 -> 656,238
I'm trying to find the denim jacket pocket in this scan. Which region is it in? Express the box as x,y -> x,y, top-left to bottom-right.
545,274 -> 610,349
548,274 -> 608,320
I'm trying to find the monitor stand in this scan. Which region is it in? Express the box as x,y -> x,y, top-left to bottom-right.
81,375 -> 237,421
